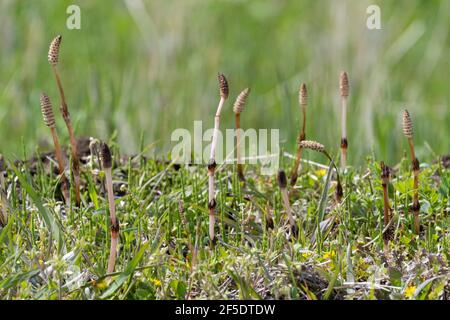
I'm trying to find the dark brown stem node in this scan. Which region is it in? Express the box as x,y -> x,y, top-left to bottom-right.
277,170 -> 288,189
208,199 -> 217,210
335,181 -> 343,202
207,159 -> 217,171
412,157 -> 420,171
340,137 -> 348,149
110,218 -> 120,235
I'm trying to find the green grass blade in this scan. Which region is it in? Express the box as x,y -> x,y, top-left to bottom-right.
0,269 -> 40,290
9,161 -> 64,254
317,161 -> 334,223
100,241 -> 150,298
0,220 -> 11,245
228,269 -> 262,300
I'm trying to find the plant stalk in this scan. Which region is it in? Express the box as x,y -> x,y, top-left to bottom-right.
408,138 -> 420,234
105,166 -> 118,274
381,161 -> 392,252
235,113 -> 245,181
51,65 -> 81,206
290,105 -> 306,186
278,170 -> 297,236
208,96 -> 225,242
50,128 -> 70,204
340,95 -> 348,170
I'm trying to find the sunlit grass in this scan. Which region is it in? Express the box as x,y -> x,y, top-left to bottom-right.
0,143 -> 448,299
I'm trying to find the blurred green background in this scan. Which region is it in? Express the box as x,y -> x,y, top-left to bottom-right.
0,0 -> 449,164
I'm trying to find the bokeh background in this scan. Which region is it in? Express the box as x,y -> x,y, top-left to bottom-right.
0,0 -> 449,164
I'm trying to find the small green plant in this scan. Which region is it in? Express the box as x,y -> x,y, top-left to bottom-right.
290,83 -> 307,186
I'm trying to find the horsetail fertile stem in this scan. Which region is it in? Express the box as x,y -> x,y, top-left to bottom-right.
100,142 -> 119,274
48,35 -> 81,206
290,83 -> 307,186
233,88 -> 250,181
278,170 -> 298,236
402,109 -> 420,234
208,73 -> 229,242
299,140 -> 343,202
40,93 -> 70,204
380,161 -> 393,252
339,71 -> 349,170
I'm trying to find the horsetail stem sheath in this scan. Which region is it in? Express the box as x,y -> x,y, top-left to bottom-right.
48,35 -> 81,206
299,140 -> 343,202
265,201 -> 274,230
233,88 -> 250,181
380,161 -> 393,252
208,73 -> 228,242
100,142 -> 118,274
278,170 -> 297,235
402,109 -> 420,234
339,71 -> 349,170
290,83 -> 307,186
40,93 -> 70,205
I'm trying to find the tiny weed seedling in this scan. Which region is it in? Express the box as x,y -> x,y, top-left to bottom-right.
40,92 -> 70,204
233,88 -> 250,181
100,142 -> 119,274
48,35 -> 81,206
339,72 -> 349,170
402,109 -> 420,234
290,83 -> 307,186
207,73 -> 229,242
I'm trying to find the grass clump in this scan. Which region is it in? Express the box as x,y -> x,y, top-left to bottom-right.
0,149 -> 448,300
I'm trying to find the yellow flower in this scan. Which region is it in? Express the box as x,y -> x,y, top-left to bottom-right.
301,251 -> 313,259
95,280 -> 107,290
404,285 -> 416,299
315,169 -> 327,178
151,279 -> 162,287
323,250 -> 336,260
